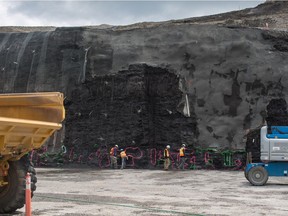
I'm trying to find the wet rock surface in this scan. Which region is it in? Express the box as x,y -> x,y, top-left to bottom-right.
0,2 -> 288,168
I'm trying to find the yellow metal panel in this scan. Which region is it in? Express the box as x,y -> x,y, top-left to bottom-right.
0,92 -> 65,123
0,92 -> 65,161
0,136 -> 4,152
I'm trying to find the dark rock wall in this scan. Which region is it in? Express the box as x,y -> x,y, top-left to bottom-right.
0,24 -> 287,167
82,25 -> 288,150
65,64 -> 198,149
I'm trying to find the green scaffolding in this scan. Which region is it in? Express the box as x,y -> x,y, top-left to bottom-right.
221,150 -> 246,167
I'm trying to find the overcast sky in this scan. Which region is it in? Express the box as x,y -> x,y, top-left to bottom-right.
0,1 -> 265,27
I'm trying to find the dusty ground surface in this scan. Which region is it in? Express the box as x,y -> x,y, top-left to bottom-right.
12,168 -> 288,216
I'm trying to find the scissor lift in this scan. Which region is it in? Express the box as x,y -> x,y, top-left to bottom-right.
245,126 -> 288,186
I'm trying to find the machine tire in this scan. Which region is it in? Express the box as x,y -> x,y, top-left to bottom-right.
27,161 -> 37,196
0,155 -> 37,213
244,169 -> 248,180
247,166 -> 269,186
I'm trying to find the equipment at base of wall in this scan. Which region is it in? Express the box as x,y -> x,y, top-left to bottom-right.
0,92 -> 65,213
245,126 -> 288,186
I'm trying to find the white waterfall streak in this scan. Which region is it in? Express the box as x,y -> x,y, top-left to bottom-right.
0,33 -> 11,52
79,47 -> 90,83
51,131 -> 58,153
183,94 -> 190,117
26,50 -> 36,92
35,31 -> 52,90
12,32 -> 34,91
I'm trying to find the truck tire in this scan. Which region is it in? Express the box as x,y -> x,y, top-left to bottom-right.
247,166 -> 269,186
0,155 -> 37,213
244,169 -> 248,180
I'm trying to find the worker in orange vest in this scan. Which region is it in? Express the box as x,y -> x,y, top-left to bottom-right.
179,144 -> 186,170
120,149 -> 128,169
110,145 -> 118,169
163,145 -> 171,170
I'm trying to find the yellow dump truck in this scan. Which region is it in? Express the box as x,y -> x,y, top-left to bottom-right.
0,92 -> 65,213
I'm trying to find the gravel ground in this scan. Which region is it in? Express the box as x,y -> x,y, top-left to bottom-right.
14,168 -> 288,216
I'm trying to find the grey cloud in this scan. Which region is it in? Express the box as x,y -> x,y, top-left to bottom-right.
6,1 -> 264,26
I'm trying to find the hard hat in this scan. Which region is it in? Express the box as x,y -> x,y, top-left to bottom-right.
115,145 -> 118,148
182,144 -> 186,147
166,145 -> 170,149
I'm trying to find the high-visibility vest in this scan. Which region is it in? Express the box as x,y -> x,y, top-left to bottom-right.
164,148 -> 170,158
120,151 -> 127,158
179,147 -> 185,157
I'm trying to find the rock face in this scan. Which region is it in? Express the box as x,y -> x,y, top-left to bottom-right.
0,2 -> 288,168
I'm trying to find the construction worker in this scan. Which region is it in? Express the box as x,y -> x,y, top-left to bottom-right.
110,145 -> 118,169
163,145 -> 171,170
179,144 -> 186,170
120,149 -> 128,169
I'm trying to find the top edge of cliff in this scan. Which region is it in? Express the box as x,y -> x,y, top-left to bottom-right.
0,1 -> 287,33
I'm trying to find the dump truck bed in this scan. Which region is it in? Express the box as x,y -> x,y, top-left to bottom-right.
0,92 -> 65,161
0,92 -> 64,123
0,117 -> 62,159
